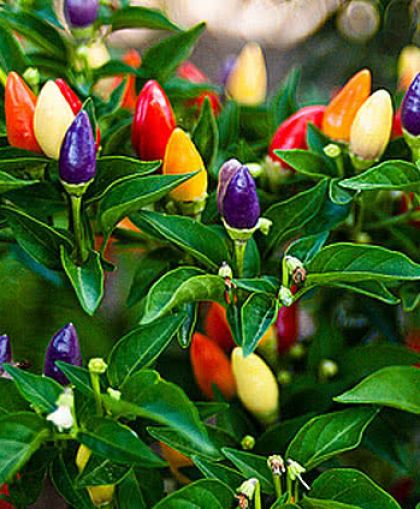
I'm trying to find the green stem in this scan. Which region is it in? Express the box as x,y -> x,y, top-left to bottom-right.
90,371 -> 103,417
254,480 -> 262,509
70,195 -> 86,264
335,153 -> 345,178
273,474 -> 282,499
281,256 -> 289,288
234,240 -> 247,278
287,474 -> 293,503
294,481 -> 299,503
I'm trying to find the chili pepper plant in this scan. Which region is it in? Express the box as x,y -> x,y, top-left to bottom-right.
0,1 -> 419,508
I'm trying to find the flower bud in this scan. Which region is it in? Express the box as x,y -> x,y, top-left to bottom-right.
322,69 -> 371,142
59,110 -> 97,185
44,323 -> 82,385
163,127 -> 207,204
278,286 -> 294,307
34,80 -> 75,159
88,358 -> 108,375
231,347 -> 279,425
398,46 -> 420,91
226,42 -> 267,106
267,455 -> 285,475
0,335 -> 12,369
132,80 -> 176,161
64,0 -> 99,28
319,359 -> 339,380
349,89 -> 393,169
241,435 -> 256,450
5,72 -> 42,153
217,159 -> 260,230
23,67 -> 40,91
190,332 -> 236,400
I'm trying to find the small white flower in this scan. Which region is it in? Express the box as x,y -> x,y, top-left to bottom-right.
47,387 -> 74,432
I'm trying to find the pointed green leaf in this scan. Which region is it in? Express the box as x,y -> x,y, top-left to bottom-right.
241,293 -> 277,356
152,479 -> 234,508
109,5 -> 180,32
192,97 -> 219,169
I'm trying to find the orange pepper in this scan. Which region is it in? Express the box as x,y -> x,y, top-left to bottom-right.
322,69 -> 371,142
162,128 -> 207,203
203,302 -> 235,352
160,442 -> 194,485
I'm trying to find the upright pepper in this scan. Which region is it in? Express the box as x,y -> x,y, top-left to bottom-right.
5,72 -> 42,153
349,89 -> 393,170
231,347 -> 279,425
0,484 -> 12,509
121,49 -> 142,111
177,61 -> 221,115
0,335 -> 11,371
163,128 -> 207,210
190,332 -> 236,400
322,69 -> 371,142
44,323 -> 82,385
203,302 -> 235,352
226,42 -> 267,106
276,303 -> 298,354
401,73 -> 420,157
64,0 -> 99,28
55,79 -> 83,114
132,80 -> 176,161
268,105 -> 326,168
33,80 -> 75,159
398,45 -> 420,91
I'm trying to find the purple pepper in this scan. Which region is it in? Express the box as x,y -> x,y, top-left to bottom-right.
401,73 -> 420,136
59,110 -> 96,185
64,0 -> 99,28
0,334 -> 12,368
44,323 -> 82,385
217,158 -> 260,229
220,54 -> 236,87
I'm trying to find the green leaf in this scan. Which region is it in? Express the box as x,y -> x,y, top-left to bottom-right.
329,179 -> 354,205
55,362 -> 93,397
107,313 -> 186,387
234,276 -> 278,295
50,453 -> 95,509
306,123 -> 334,157
306,243 -> 420,284
78,417 -> 166,468
334,366 -> 420,414
0,171 -> 39,194
308,468 -> 401,509
274,150 -> 337,178
330,281 -> 400,305
340,160 -> 420,191
192,97 -> 219,169
164,77 -> 221,101
0,413 -> 50,484
192,456 -> 244,488
142,267 -> 225,324
109,6 -> 180,32
141,23 -> 206,83
286,407 -> 378,470
0,205 -> 72,270
177,302 -> 198,348
222,448 -> 274,494
60,248 -> 104,316
86,157 -> 159,204
285,232 -> 329,264
264,180 -> 328,254
99,172 -> 195,236
270,67 -> 300,127
241,294 -> 276,356
217,101 -> 239,151
3,365 -> 62,414
101,117 -> 132,155
117,470 -> 147,509
131,210 -> 231,269
76,455 -> 130,488
152,479 -> 234,508
0,9 -> 67,59
0,147 -> 49,170
0,378 -> 29,415
0,30 -> 27,73
301,497 -> 360,509
400,282 -> 420,311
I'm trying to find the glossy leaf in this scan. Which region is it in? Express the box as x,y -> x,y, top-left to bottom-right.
334,366 -> 420,414
192,456 -> 244,487
330,281 -> 399,305
152,479 -> 233,508
285,232 -> 329,265
274,149 -> 337,178
0,378 -> 29,415
107,313 -> 186,387
109,5 -> 180,32
301,497 -> 359,509
286,407 -> 378,470
0,30 -> 27,73
55,362 -> 93,397
241,293 -> 277,356
0,171 -> 38,194
76,455 -> 130,488
117,470 -> 147,509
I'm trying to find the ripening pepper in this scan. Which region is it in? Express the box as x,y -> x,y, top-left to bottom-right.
398,46 -> 420,91
349,89 -> 393,169
121,49 -> 142,111
231,347 -> 279,425
392,108 -> 403,139
217,158 -> 260,230
76,445 -> 115,507
55,78 -> 83,114
190,332 -> 236,400
132,80 -> 176,161
226,42 -> 267,106
163,128 -> 208,203
0,484 -> 12,509
177,61 -> 221,115
322,69 -> 371,142
0,335 -> 11,369
5,72 -> 42,153
203,302 -> 235,352
64,0 -> 99,28
160,443 -> 194,485
34,80 -> 75,159
268,105 -> 326,168
44,323 -> 82,385
59,110 -> 97,185
276,303 -> 298,354
401,73 -> 420,138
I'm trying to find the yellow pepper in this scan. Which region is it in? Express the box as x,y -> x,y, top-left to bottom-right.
76,445 -> 115,507
226,42 -> 267,106
349,89 -> 393,170
322,69 -> 371,142
398,45 -> 420,91
162,127 -> 207,204
231,347 -> 279,425
33,80 -> 75,159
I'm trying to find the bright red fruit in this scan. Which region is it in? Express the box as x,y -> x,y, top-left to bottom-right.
203,302 -> 235,352
177,61 -> 221,115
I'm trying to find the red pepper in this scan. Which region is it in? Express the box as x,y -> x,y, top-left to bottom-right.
0,484 -> 13,509
111,50 -> 142,112
276,303 -> 298,354
132,80 -> 176,161
203,302 -> 235,352
177,61 -> 221,115
5,72 -> 42,153
392,107 -> 403,139
268,105 -> 325,169
400,192 -> 420,229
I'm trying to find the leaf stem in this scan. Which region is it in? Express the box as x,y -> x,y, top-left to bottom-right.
273,474 -> 282,499
254,480 -> 262,509
70,195 -> 87,264
287,474 -> 293,502
90,371 -> 103,417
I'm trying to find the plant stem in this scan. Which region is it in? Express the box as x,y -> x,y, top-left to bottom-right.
335,152 -> 345,178
282,256 -> 289,288
254,480 -> 262,509
234,240 -> 247,278
90,371 -> 103,417
273,474 -> 282,499
70,195 -> 86,264
294,481 -> 299,503
287,474 -> 293,503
